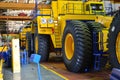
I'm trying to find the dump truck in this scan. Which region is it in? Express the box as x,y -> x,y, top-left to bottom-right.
19,22 -> 35,56
19,24 -> 31,50
28,0 -> 120,72
95,0 -> 120,71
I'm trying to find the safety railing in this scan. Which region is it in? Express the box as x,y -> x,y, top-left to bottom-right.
62,3 -> 84,14
31,7 -> 53,20
37,9 -> 53,16
61,3 -> 105,15
31,0 -> 52,19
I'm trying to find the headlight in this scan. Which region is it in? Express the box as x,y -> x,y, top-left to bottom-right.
48,18 -> 54,24
92,6 -> 96,10
99,6 -> 103,10
41,18 -> 47,24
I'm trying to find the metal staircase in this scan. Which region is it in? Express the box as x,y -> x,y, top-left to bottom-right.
54,20 -> 61,48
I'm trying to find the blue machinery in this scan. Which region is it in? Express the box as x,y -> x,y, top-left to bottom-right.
0,46 -> 11,80
30,54 -> 42,80
110,68 -> 120,80
92,31 -> 106,71
20,49 -> 28,65
0,47 -> 42,80
0,47 -> 11,67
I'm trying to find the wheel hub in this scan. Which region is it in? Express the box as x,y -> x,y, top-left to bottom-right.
116,32 -> 120,63
65,33 -> 74,60
35,36 -> 38,53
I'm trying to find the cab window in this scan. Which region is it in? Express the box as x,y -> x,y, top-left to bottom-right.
91,4 -> 103,11
86,4 -> 90,11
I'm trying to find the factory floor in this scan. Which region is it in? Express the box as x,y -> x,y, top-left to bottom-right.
3,63 -> 65,80
42,61 -> 110,80
3,52 -> 111,80
42,53 -> 111,80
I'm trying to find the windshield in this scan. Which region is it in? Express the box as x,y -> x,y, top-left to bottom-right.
91,4 -> 103,11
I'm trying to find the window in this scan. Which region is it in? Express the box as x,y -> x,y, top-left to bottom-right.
86,4 -> 90,11
91,4 -> 103,11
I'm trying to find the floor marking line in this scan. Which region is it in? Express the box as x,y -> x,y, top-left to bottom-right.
41,64 -> 69,80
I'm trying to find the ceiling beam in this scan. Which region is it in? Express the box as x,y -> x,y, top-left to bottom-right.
0,2 -> 51,10
0,16 -> 32,21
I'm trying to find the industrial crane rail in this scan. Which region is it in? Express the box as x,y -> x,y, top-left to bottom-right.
0,2 -> 51,10
0,2 -> 51,21
0,16 -> 32,21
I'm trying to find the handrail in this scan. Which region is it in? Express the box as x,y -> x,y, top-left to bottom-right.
61,3 -> 105,15
62,3 -> 84,14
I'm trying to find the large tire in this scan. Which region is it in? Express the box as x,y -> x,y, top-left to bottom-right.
87,22 -> 107,69
108,11 -> 120,68
62,21 -> 92,72
31,34 -> 34,54
34,34 -> 50,62
26,32 -> 32,57
86,22 -> 105,32
20,39 -> 26,50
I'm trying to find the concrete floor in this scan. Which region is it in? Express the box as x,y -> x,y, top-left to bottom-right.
42,53 -> 111,80
3,63 -> 65,80
42,62 -> 110,80
2,52 -> 111,80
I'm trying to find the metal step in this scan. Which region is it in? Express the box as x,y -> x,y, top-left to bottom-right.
54,20 -> 61,48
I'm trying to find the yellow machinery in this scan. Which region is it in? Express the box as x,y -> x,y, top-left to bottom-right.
19,23 -> 35,56
0,34 -> 8,80
19,24 -> 31,49
107,13 -> 120,72
0,59 -> 3,80
95,0 -> 120,70
0,46 -> 8,80
30,0 -> 120,72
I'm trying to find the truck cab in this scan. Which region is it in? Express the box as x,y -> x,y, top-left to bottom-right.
85,1 -> 105,15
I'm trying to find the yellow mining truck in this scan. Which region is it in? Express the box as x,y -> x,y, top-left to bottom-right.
31,0 -> 120,72
95,0 -> 120,71
19,24 -> 31,49
19,23 -> 35,56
